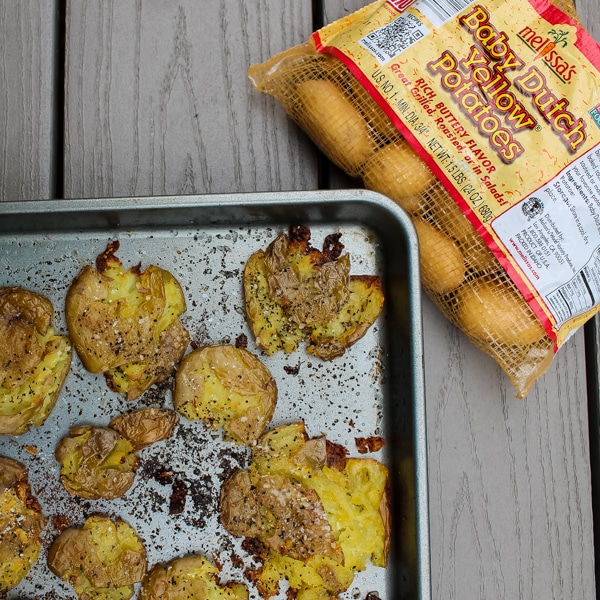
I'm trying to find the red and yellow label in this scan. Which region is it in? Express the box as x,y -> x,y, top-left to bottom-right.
314,0 -> 600,347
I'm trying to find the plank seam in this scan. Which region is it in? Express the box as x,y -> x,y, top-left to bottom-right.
51,0 -> 66,199
584,317 -> 600,599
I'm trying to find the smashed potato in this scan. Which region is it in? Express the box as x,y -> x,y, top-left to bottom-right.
109,406 -> 179,451
243,226 -> 384,360
219,422 -> 390,599
0,286 -> 72,435
0,457 -> 46,592
48,514 -> 147,600
55,425 -> 139,500
65,240 -> 190,400
140,555 -> 248,600
173,345 -> 277,445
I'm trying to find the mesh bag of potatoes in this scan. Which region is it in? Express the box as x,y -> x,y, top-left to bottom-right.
248,0 -> 600,398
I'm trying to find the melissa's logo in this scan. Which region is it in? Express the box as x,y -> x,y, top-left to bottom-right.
534,28 -> 569,60
517,24 -> 577,83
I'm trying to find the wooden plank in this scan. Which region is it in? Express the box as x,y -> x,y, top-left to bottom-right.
0,0 -> 57,201
423,305 -> 592,599
319,1 -> 597,598
574,0 -> 599,40
574,0 -> 600,590
586,312 -> 600,590
63,0 -> 317,199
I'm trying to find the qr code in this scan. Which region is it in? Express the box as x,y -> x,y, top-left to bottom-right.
359,13 -> 429,63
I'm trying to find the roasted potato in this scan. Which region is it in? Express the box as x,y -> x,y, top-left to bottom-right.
173,345 -> 277,445
109,406 -> 179,451
65,241 -> 190,400
55,425 -> 139,500
0,286 -> 72,435
139,555 -> 248,600
0,457 -> 46,592
47,514 -> 147,600
243,226 -> 384,360
219,422 -> 390,598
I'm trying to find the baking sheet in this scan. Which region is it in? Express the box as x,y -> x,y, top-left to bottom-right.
0,190 -> 429,600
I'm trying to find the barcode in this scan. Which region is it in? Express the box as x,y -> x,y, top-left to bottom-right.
414,0 -> 477,27
359,12 -> 429,63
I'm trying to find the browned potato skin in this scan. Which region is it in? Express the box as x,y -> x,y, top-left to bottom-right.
65,240 -> 190,400
307,273 -> 385,361
106,319 -> 190,401
0,457 -> 46,593
220,470 -> 344,564
109,407 -> 179,451
0,287 -> 53,388
47,514 -> 147,596
55,425 -> 138,500
173,345 -> 277,445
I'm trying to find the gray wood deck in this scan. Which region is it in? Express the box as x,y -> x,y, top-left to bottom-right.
1,1 -> 597,598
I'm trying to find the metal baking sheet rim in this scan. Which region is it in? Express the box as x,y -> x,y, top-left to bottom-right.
0,189 -> 431,600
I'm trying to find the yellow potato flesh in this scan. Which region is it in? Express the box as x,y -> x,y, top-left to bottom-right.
47,515 -> 146,600
55,426 -> 138,500
244,231 -> 384,360
0,328 -> 71,435
66,250 -> 189,400
0,459 -> 45,593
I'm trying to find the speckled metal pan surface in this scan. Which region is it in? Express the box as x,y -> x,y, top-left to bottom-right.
0,190 -> 430,600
